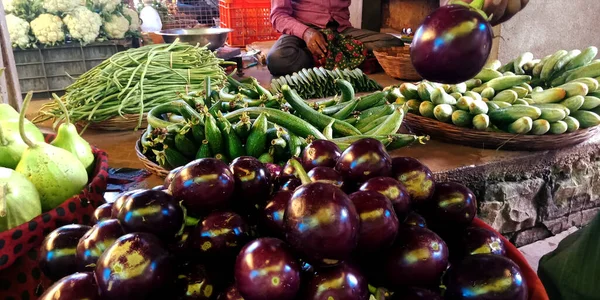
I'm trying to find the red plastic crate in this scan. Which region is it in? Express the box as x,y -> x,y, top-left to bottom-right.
219,0 -> 281,47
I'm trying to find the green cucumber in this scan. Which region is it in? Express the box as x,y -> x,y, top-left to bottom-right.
514,52 -> 534,75
565,46 -> 598,71
469,100 -> 489,115
550,49 -> 581,79
529,88 -> 567,104
570,77 -> 599,92
480,87 -> 495,100
558,82 -> 589,98
498,59 -> 515,73
513,99 -> 530,106
417,82 -> 435,101
356,92 -> 387,111
406,100 -> 422,114
163,146 -> 191,169
246,113 -> 268,157
486,101 -> 501,112
559,95 -> 585,112
492,90 -> 518,104
465,79 -> 482,90
332,98 -> 360,120
564,116 -> 580,132
475,75 -> 533,93
431,87 -> 457,105
509,86 -> 529,98
571,110 -> 600,128
475,68 -> 503,82
419,101 -> 436,118
450,82 -> 467,94
195,140 -> 212,159
335,79 -> 355,102
451,110 -> 472,127
433,104 -> 454,123
204,113 -> 224,155
581,96 -> 600,110
450,92 -> 463,100
549,121 -> 568,134
224,107 -> 326,139
531,119 -> 551,135
464,91 -> 482,101
456,96 -> 474,111
174,132 -> 197,158
399,83 -> 419,99
508,117 -> 533,134
565,61 -> 600,82
541,50 -> 569,81
472,114 -> 490,130
490,101 -> 512,108
531,103 -> 570,116
489,106 -> 542,124
485,59 -> 502,70
537,106 -> 567,122
533,55 -> 551,78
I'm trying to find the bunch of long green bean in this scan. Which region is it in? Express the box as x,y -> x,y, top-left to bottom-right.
36,39 -> 230,130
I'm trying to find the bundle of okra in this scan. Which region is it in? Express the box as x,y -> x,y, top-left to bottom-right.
141,77 -> 427,170
35,39 -> 230,129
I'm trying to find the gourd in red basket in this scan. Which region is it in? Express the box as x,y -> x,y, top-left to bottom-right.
14,93 -> 88,211
0,167 -> 41,232
49,94 -> 95,174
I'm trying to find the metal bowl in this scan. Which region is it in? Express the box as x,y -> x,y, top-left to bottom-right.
156,28 -> 233,50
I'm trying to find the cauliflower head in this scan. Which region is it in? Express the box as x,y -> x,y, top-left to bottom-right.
122,7 -> 141,32
30,13 -> 65,45
89,0 -> 120,13
63,7 -> 102,44
102,13 -> 129,39
3,0 -> 43,21
42,0 -> 84,13
6,14 -> 33,49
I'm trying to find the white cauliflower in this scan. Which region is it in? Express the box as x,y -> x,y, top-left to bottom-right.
122,7 -> 141,32
30,13 -> 65,45
3,0 -> 16,12
42,0 -> 84,13
6,14 -> 33,49
63,7 -> 102,44
89,0 -> 120,13
3,0 -> 43,21
102,13 -> 129,39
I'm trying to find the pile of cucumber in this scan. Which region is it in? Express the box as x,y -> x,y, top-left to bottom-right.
396,46 -> 600,135
139,77 -> 424,171
270,67 -> 382,99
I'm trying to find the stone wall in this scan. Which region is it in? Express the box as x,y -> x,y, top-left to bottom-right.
434,136 -> 600,247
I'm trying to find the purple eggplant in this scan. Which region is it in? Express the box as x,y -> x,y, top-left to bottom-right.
390,287 -> 442,300
359,176 -> 411,218
76,219 -> 125,271
304,262 -> 369,300
39,272 -> 100,300
218,285 -> 245,300
117,189 -> 185,240
425,182 -> 476,228
170,158 -> 236,216
187,211 -> 250,259
280,177 -> 301,191
92,202 -> 113,224
444,254 -> 527,300
335,138 -> 392,186
403,211 -> 427,228
39,224 -> 92,281
234,238 -> 301,300
95,233 -> 174,299
384,226 -> 449,288
230,156 -> 272,204
111,189 -> 143,218
261,190 -> 293,237
176,264 -> 216,300
461,227 -> 506,257
349,190 -> 399,253
410,4 -> 493,84
307,167 -> 344,188
284,182 -> 359,266
301,139 -> 342,171
391,157 -> 435,205
165,166 -> 184,188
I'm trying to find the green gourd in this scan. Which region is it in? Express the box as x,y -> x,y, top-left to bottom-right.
49,94 -> 95,174
0,103 -> 20,121
0,167 -> 42,231
15,92 -> 88,212
0,114 -> 45,169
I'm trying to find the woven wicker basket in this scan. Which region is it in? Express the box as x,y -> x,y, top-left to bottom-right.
135,138 -> 170,178
373,46 -> 422,81
76,113 -> 148,131
405,113 -> 600,151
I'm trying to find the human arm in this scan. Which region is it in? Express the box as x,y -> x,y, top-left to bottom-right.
440,0 -> 529,26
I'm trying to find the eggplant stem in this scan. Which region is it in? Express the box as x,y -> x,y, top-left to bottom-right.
19,92 -> 36,148
469,0 -> 484,10
53,93 -> 71,125
288,158 -> 311,185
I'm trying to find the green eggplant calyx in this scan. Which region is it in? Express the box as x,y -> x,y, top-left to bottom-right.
287,157 -> 311,185
446,0 -> 489,20
18,92 -> 37,149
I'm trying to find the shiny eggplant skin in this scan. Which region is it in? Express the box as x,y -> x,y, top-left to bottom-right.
349,190 -> 399,253
39,224 -> 92,281
39,272 -> 100,300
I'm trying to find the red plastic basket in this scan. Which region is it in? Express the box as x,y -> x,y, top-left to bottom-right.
472,218 -> 549,300
219,0 -> 281,47
0,136 -> 109,299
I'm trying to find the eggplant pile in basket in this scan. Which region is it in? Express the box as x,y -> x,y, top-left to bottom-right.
38,137 -> 528,300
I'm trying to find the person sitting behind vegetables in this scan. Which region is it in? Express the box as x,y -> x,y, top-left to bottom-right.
267,0 -> 529,76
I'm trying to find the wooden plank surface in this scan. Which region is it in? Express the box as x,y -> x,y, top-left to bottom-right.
0,5 -> 23,110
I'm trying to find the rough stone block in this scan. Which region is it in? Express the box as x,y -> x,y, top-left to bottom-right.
480,179 -> 543,233
511,226 -> 552,248
543,216 -> 568,235
581,207 -> 600,225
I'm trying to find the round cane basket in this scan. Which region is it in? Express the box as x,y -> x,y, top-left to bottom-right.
76,113 -> 147,131
135,138 -> 170,178
373,46 -> 422,81
404,113 -> 600,151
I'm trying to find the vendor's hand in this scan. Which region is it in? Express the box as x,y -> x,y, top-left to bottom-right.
303,28 -> 328,58
441,0 -> 529,26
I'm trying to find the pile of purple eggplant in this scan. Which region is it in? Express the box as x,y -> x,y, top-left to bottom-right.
38,137 -> 528,300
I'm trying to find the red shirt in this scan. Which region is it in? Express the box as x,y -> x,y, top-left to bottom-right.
270,0 -> 352,39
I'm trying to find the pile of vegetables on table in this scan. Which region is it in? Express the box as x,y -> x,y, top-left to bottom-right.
37,137 -> 529,300
398,46 -> 600,135
36,40 -> 229,129
4,0 -> 140,48
0,93 -> 94,232
139,74 -> 427,171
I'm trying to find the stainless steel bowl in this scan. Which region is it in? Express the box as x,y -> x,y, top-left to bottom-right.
156,28 -> 234,50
